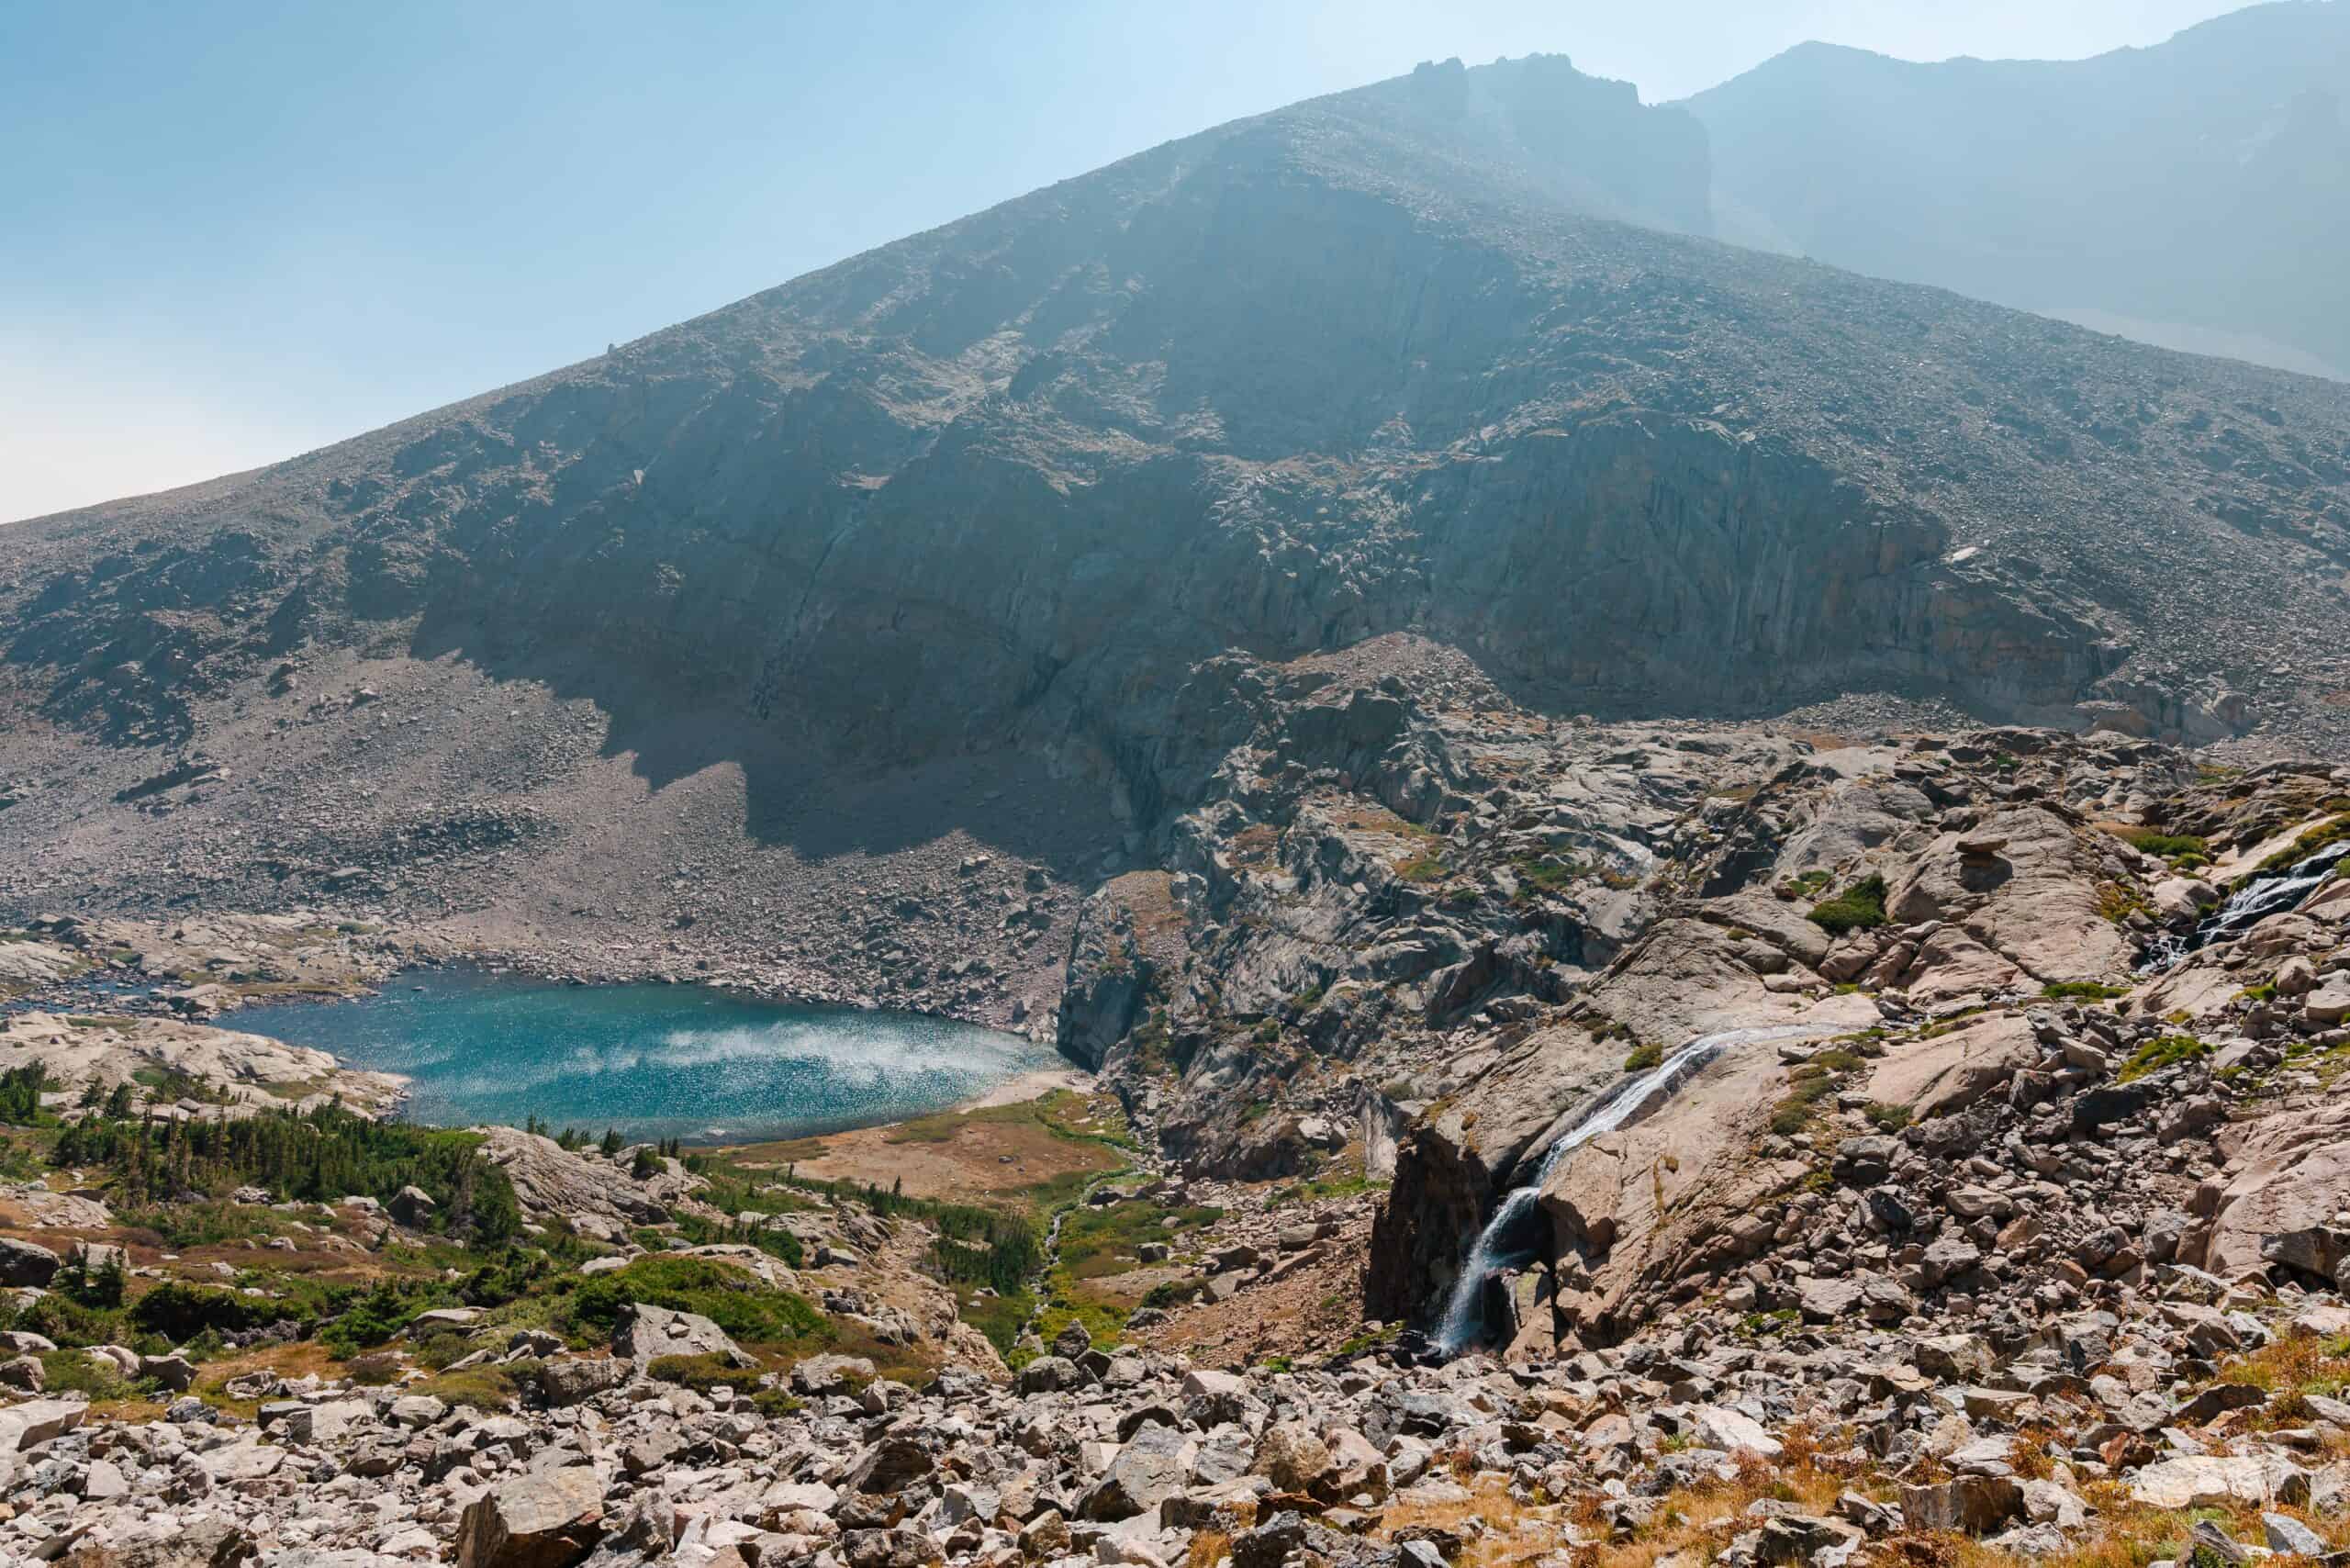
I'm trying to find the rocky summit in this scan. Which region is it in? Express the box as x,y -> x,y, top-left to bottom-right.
1,38 -> 2349,1568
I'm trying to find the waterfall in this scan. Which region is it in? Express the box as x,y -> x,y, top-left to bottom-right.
2140,839 -> 2350,973
1432,1021 -> 1841,1356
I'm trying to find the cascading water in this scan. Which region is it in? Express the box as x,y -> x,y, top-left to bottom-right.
2138,839 -> 2350,974
1432,1021 -> 1841,1356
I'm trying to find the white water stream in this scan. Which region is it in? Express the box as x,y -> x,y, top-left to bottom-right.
2138,840 -> 2350,974
1432,1021 -> 1841,1355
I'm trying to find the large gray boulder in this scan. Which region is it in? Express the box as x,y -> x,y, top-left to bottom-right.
2200,1100 -> 2350,1282
0,1397 -> 84,1451
1080,1422 -> 1192,1521
0,1238 -> 60,1288
610,1302 -> 748,1367
455,1464 -> 604,1568
537,1355 -> 632,1406
2130,1455 -> 2310,1509
1902,1476 -> 2023,1535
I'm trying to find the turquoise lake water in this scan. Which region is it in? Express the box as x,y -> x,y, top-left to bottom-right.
232,969 -> 1058,1146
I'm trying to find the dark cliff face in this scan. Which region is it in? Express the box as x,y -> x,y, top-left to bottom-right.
5,51 -> 2350,800
1687,2 -> 2350,377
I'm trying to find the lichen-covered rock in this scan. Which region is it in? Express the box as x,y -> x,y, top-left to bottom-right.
455,1465 -> 604,1568
610,1302 -> 747,1367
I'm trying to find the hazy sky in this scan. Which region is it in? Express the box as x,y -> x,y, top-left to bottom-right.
1,0 -> 2253,523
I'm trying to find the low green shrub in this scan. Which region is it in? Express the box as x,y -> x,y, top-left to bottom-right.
318,1280 -> 447,1358
1806,875 -> 1888,935
2119,1034 -> 2212,1083
2122,829 -> 2210,862
1140,1279 -> 1207,1311
560,1256 -> 824,1348
37,1349 -> 140,1402
128,1282 -> 272,1344
2042,980 -> 2131,1002
648,1351 -> 763,1395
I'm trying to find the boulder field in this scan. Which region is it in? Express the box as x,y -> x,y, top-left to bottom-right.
5,646 -> 2350,1567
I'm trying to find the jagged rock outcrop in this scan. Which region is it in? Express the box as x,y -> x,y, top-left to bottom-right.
2199,1097 -> 2350,1283
474,1127 -> 684,1241
0,1010 -> 405,1118
1364,723 -> 2350,1348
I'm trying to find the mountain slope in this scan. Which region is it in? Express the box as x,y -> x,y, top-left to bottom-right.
3,50 -> 2349,913
1686,1 -> 2350,377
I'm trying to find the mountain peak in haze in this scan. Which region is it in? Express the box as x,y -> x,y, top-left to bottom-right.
1686,0 -> 2350,377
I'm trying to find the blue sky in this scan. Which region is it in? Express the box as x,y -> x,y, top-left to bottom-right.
1,0 -> 2248,522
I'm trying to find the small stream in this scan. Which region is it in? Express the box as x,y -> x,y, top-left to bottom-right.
1433,1022 -> 1839,1355
2137,840 -> 2350,974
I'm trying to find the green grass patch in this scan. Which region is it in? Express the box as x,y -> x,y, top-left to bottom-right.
1012,1195 -> 1224,1361
2042,980 -> 2131,1002
2095,882 -> 2152,924
648,1351 -> 764,1395
1393,853 -> 1448,884
1768,1075 -> 1840,1136
2248,815 -> 2350,879
1270,1162 -> 1387,1207
1767,1047 -> 1870,1137
882,1089 -> 1136,1155
38,1349 -> 146,1402
1622,1043 -> 1662,1072
1510,854 -> 1582,901
1139,1279 -> 1206,1311
1806,874 -> 1888,935
559,1256 -> 825,1350
2121,829 -> 2210,863
957,1286 -> 1036,1359
1056,1200 -> 1222,1282
1920,1004 -> 2001,1038
408,1363 -> 523,1411
2119,1034 -> 2212,1083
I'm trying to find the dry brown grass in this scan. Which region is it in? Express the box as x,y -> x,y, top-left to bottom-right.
193,1339 -> 351,1418
2009,1425 -> 2060,1482
1902,1474 -> 2349,1568
1587,1456 -> 1851,1568
1379,1481 -> 1570,1568
1228,824 -> 1280,868
1332,803 -> 1434,840
2221,1327 -> 2350,1399
1186,1531 -> 1230,1568
1385,1439 -> 1858,1568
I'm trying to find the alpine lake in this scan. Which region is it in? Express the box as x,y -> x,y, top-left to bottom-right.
230,967 -> 1058,1147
